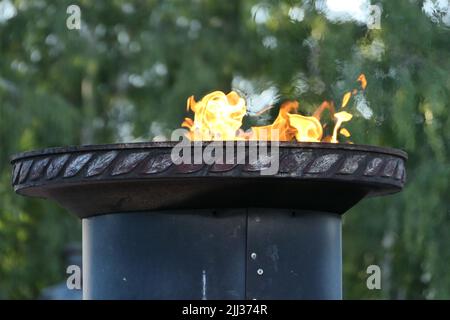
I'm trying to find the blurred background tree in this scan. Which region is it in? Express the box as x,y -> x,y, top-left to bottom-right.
0,0 -> 448,299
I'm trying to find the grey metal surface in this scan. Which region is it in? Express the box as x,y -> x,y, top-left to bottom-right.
11,142 -> 407,218
82,209 -> 247,300
82,209 -> 341,300
246,209 -> 341,300
11,142 -> 404,300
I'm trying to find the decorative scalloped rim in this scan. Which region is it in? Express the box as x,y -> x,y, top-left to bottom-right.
11,143 -> 407,195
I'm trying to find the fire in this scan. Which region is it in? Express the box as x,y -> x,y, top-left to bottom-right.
249,101 -> 323,142
182,91 -> 246,140
181,74 -> 367,143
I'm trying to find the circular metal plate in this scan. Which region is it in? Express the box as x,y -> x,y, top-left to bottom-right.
11,142 -> 407,218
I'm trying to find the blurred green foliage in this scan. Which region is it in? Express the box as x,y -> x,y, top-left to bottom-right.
0,0 -> 449,299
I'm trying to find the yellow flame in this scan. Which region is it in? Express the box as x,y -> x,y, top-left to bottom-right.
181,74 -> 367,143
182,91 -> 246,140
341,92 -> 352,108
339,128 -> 351,137
331,111 -> 353,143
249,101 -> 322,141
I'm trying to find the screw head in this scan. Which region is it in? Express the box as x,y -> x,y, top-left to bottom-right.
250,253 -> 257,260
257,268 -> 264,275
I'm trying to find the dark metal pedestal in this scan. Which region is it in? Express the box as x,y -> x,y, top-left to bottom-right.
12,142 -> 406,300
82,209 -> 341,300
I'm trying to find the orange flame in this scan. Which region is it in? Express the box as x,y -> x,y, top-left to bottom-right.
181,74 -> 367,143
182,91 -> 246,140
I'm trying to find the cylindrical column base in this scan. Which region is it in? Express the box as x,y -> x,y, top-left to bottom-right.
82,209 -> 341,300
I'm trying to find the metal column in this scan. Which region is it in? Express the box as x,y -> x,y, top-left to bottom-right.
82,209 -> 341,300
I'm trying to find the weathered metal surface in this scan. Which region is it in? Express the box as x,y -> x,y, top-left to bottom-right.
82,208 -> 340,300
10,142 -> 407,300
83,209 -> 247,300
11,142 -> 407,218
246,209 -> 341,300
